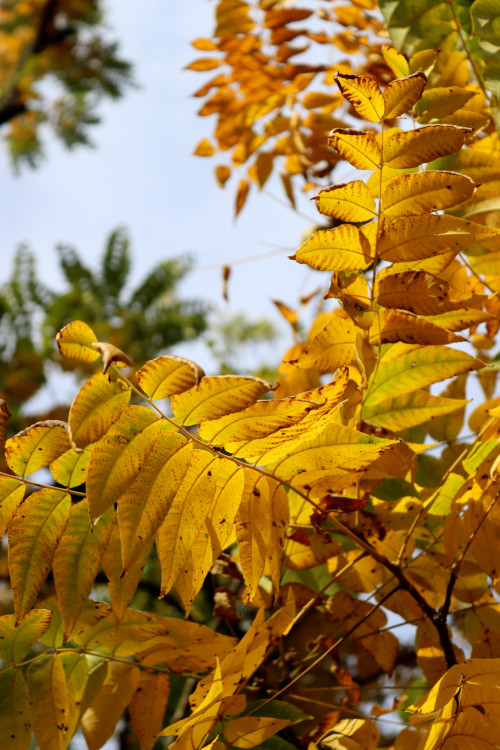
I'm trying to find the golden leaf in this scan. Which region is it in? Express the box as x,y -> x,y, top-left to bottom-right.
224,716 -> 291,748
335,73 -> 385,122
6,421 -> 70,476
235,178 -> 250,215
0,476 -> 25,538
415,86 -> 476,120
382,170 -> 475,217
314,180 -> 376,222
291,224 -> 372,272
53,501 -> 114,639
136,354 -> 205,399
328,128 -> 380,170
50,445 -> 92,488
56,320 -> 100,363
68,372 -> 130,450
0,609 -> 52,664
81,662 -> 141,750
8,488 -> 71,622
27,654 -> 69,750
170,374 -> 271,426
364,390 -> 469,431
375,270 -> 484,314
384,125 -> 470,168
129,672 -> 170,750
102,523 -> 153,621
371,309 -> 465,346
292,315 -> 357,372
382,72 -> 426,119
379,214 -> 500,263
0,400 -> 10,446
382,46 -> 410,79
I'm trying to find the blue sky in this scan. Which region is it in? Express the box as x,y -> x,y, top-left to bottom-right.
0,1 -> 319,359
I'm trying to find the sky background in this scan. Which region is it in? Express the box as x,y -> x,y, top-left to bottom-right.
0,0 -> 322,377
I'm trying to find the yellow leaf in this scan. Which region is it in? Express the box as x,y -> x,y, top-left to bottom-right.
215,164 -> 231,187
235,178 -> 250,215
379,214 -> 500,262
81,661 -> 141,750
266,481 -> 289,593
0,609 -> 52,664
194,137 -> 216,157
314,180 -> 376,222
137,355 -> 205,399
273,299 -> 298,329
50,445 -> 92,488
384,125 -> 470,168
56,320 -> 100,363
236,472 -> 274,601
256,152 -> 273,188
187,58 -> 221,72
8,488 -> 71,622
6,421 -> 70,476
0,476 -> 25,538
334,73 -> 384,122
382,46 -> 410,78
117,432 -> 192,571
59,651 -> 90,742
86,405 -> 168,521
170,374 -> 271,426
293,315 -> 357,372
303,91 -> 342,109
364,344 -> 482,408
371,309 -> 465,345
53,501 -> 114,639
198,395 -> 320,450
375,270 -> 484,314
191,37 -> 218,51
68,372 -> 130,449
415,86 -> 476,120
224,716 -> 290,748
364,390 -> 469,431
157,449 -> 218,596
322,718 -> 379,750
102,522 -> 153,620
382,72 -> 426,119
291,225 -> 372,272
27,654 -> 69,750
186,462 -> 244,609
280,171 -> 296,208
269,423 -> 396,496
382,170 -> 475,217
426,308 -> 498,332
328,128 -> 381,170
0,670 -> 31,750
129,672 -> 170,750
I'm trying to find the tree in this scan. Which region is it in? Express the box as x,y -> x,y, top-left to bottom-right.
0,0 -> 133,168
3,4 -> 500,750
0,229 -> 208,436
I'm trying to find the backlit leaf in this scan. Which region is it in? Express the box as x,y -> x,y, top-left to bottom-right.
171,375 -> 271,426
136,355 -> 205,399
382,170 -> 475,216
27,654 -> 69,750
0,400 -> 10,446
426,308 -> 498,332
81,661 -> 141,750
375,270 -> 484,314
157,449 -> 218,596
0,476 -> 25,538
291,225 -> 372,272
382,72 -> 426,118
68,373 -> 130,449
379,214 -> 500,262
224,716 -> 290,748
86,405 -> 168,521
236,472 -> 274,601
102,523 -> 153,620
50,445 -> 92,488
0,670 -> 31,749
56,320 -> 99,363
293,315 -> 357,372
382,46 -> 410,78
371,309 -> 465,345
328,129 -> 381,170
8,488 -> 71,622
117,432 -> 192,571
129,672 -> 170,750
314,181 -> 376,222
384,125 -> 470,168
365,345 -> 482,408
0,609 -> 52,664
53,501 -> 114,638
335,73 -> 385,122
6,421 -> 70,476
415,86 -> 476,120
365,390 -> 469,431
